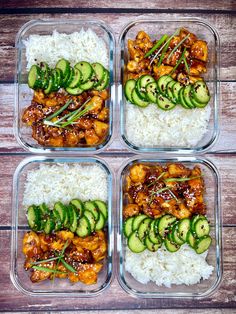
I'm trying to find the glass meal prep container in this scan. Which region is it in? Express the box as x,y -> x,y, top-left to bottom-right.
10,156 -> 114,297
117,156 -> 222,298
14,19 -> 115,154
118,18 -> 220,153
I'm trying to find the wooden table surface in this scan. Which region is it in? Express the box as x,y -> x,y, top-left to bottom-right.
0,1 -> 235,311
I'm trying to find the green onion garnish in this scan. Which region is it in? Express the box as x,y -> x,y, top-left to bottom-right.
32,255 -> 64,265
32,265 -> 67,274
167,33 -> 190,61
45,99 -> 72,121
61,259 -> 77,273
158,39 -> 170,67
169,47 -> 187,76
164,175 -> 202,183
147,172 -> 166,187
144,34 -> 168,58
183,56 -> 190,74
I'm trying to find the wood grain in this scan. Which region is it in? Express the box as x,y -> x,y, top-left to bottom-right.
1,0 -> 235,11
0,82 -> 235,153
0,227 -> 235,311
0,13 -> 235,81
0,154 -> 235,227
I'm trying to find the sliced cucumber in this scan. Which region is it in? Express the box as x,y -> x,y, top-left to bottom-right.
166,80 -> 176,102
158,215 -> 177,238
148,220 -> 162,245
44,76 -> 54,94
138,218 -> 152,242
92,63 -> 106,87
66,86 -> 84,95
190,91 -> 208,108
52,208 -> 62,231
146,81 -> 159,103
28,65 -> 42,89
183,85 -> 195,109
191,214 -> 206,233
124,217 -> 135,238
194,218 -> 210,238
44,216 -> 55,234
128,231 -> 146,253
132,214 -> 148,231
124,79 -> 136,103
68,68 -> 82,88
192,80 -> 210,104
27,205 -> 41,231
70,199 -> 84,218
140,75 -> 155,89
84,201 -> 100,221
171,223 -> 185,245
83,210 -> 96,232
54,202 -> 67,225
179,87 -> 190,109
157,75 -> 173,95
178,218 -> 191,241
195,235 -> 212,254
75,61 -> 93,84
76,216 -> 91,237
79,75 -> 95,90
132,88 -> 149,107
56,59 -> 70,86
93,200 -> 108,221
95,212 -> 105,231
145,236 -> 161,252
164,238 -> 180,252
65,67 -> 75,88
135,76 -> 148,100
186,230 -> 196,248
157,94 -> 176,110
94,69 -> 109,91
172,81 -> 183,103
67,204 -> 78,233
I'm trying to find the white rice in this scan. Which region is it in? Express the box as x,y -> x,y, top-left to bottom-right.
22,163 -> 108,209
23,29 -> 109,69
125,244 -> 213,287
125,103 -> 211,148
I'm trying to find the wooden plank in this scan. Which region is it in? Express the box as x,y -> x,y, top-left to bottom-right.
1,0 -> 235,11
0,226 -> 235,311
0,154 -> 235,227
0,13 -> 235,81
0,82 -> 235,153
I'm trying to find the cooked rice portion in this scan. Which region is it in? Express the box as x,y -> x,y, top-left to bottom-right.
24,28 -> 109,69
125,103 -> 211,148
22,163 -> 108,209
125,244 -> 214,287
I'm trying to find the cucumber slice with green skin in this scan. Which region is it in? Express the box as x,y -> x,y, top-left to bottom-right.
192,80 -> 210,104
52,208 -> 62,231
194,218 -> 210,238
171,223 -> 185,245
93,200 -> 108,221
27,205 -> 41,231
92,63 -> 106,87
145,236 -> 161,252
172,81 -> 183,103
28,65 -> 42,89
124,217 -> 135,238
166,80 -> 176,102
195,235 -> 212,254
158,215 -> 177,239
79,74 -> 96,90
54,202 -> 67,225
157,94 -> 176,111
186,230 -> 196,248
190,91 -> 208,108
132,88 -> 149,107
94,69 -> 109,91
44,217 -> 55,234
44,75 -> 54,94
140,75 -> 155,89
164,238 -> 180,252
70,199 -> 84,218
75,61 -> 93,84
146,82 -> 159,103
179,87 -> 190,109
68,68 -> 82,88
66,86 -> 84,95
157,75 -> 173,95
128,231 -> 146,253
124,79 -> 136,103
135,76 -> 148,100
132,214 -> 148,231
76,216 -> 91,237
191,214 -> 206,233
95,211 -> 105,231
56,59 -> 70,81
38,203 -> 49,216
39,61 -> 49,74
178,218 -> 191,241
65,67 -> 75,88
148,221 -> 163,245
183,85 -> 196,109
83,210 -> 96,232
138,218 -> 152,242
51,69 -> 60,91
84,201 -> 100,221
67,204 -> 78,233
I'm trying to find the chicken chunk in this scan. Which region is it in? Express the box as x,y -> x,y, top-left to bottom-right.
123,203 -> 140,218
129,164 -> 147,183
191,40 -> 208,62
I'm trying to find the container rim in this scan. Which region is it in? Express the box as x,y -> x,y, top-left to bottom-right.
116,155 -> 223,299
10,155 -> 115,297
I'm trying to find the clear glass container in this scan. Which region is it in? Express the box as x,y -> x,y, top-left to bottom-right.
11,156 -> 114,297
117,156 -> 222,298
14,19 -> 115,154
118,18 -> 220,153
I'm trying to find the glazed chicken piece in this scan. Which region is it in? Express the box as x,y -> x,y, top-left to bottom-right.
129,164 -> 147,183
191,40 -> 208,62
123,203 -> 140,219
22,231 -> 42,258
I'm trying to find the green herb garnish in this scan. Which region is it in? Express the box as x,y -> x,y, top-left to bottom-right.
164,175 -> 203,183
61,258 -> 77,273
147,172 -> 166,187
169,47 -> 187,76
32,265 -> 67,274
32,255 -> 64,265
45,99 -> 72,121
145,34 -> 168,58
167,33 -> 190,61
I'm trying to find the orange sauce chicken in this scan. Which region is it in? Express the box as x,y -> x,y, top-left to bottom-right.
124,163 -> 206,220
22,230 -> 107,285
